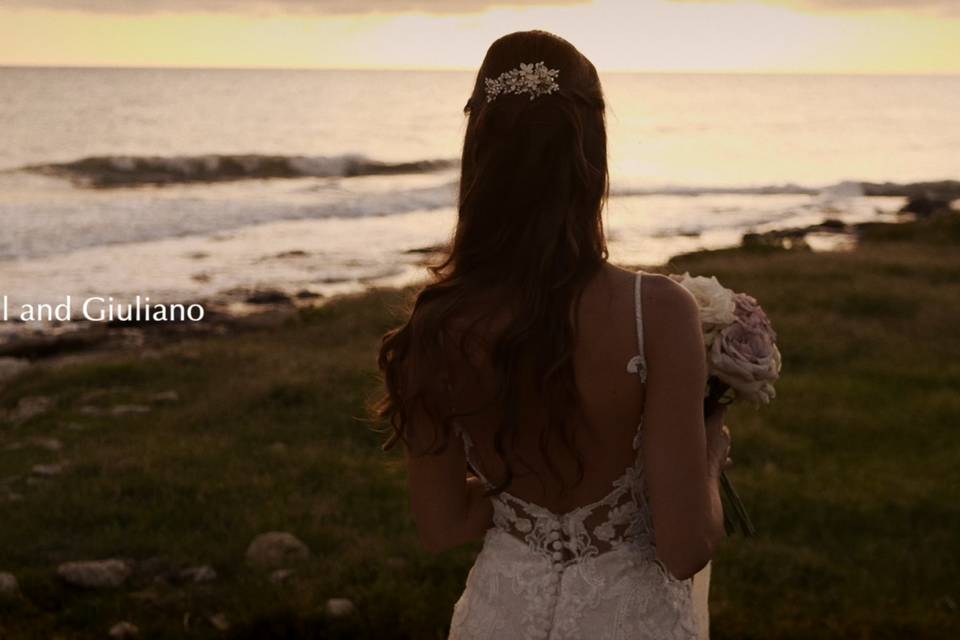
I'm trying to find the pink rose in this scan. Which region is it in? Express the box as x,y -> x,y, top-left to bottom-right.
708,297 -> 781,404
732,292 -> 777,342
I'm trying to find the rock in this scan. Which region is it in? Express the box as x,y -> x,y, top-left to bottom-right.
110,404 -> 151,416
325,598 -> 356,618
269,568 -> 294,584
899,194 -> 956,219
275,250 -> 308,259
149,390 -> 179,403
0,328 -> 107,359
245,532 -> 310,570
30,437 -> 63,452
79,387 -> 132,403
57,559 -> 132,589
0,358 -> 29,387
109,621 -> 140,638
294,290 -> 322,300
7,395 -> 55,423
179,565 -> 217,583
208,613 -> 230,631
245,289 -> 291,305
819,218 -> 847,230
404,243 -> 447,254
0,572 -> 19,599
937,595 -> 958,612
861,179 -> 960,200
32,463 -> 65,477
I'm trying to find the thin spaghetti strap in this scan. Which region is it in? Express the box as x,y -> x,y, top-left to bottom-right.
455,423 -> 494,488
627,271 -> 648,451
626,271 -> 648,383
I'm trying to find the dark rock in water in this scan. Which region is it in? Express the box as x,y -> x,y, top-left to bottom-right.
899,195 -> 956,218
274,250 -> 308,259
245,289 -> 292,305
741,217 -> 856,250
404,244 -> 448,254
0,328 -> 108,359
861,180 -> 960,201
294,290 -> 322,300
820,218 -> 847,230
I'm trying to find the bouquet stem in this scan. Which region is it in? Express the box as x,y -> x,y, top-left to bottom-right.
705,378 -> 757,537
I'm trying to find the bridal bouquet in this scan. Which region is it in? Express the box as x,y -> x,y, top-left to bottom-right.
669,272 -> 782,537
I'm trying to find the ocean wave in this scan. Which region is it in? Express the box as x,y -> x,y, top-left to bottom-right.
610,183 -> 820,197
19,153 -> 459,188
0,178 -> 459,261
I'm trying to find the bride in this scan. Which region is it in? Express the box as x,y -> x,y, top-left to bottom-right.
377,30 -> 731,640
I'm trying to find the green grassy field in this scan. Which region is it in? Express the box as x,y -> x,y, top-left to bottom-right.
1,214 -> 958,638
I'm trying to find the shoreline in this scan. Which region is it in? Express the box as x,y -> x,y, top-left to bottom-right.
1,191 -> 956,386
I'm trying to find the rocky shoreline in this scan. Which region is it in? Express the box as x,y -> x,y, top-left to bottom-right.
2,181 -> 956,391
0,287 -> 321,391
742,189 -> 958,250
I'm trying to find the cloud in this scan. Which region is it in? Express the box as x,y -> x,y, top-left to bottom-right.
3,0 -> 590,15
669,0 -> 960,14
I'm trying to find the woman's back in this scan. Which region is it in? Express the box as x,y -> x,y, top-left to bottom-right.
444,265 -> 705,640
448,262 -> 648,514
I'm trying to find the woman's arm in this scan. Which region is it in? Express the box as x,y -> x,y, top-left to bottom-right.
405,437 -> 494,553
640,274 -> 727,580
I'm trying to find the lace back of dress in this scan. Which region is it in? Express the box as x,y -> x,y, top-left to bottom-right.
455,271 -> 654,567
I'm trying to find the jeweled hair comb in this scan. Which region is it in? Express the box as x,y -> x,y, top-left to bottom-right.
484,61 -> 560,103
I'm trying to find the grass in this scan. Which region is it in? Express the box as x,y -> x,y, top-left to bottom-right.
1,214 -> 959,638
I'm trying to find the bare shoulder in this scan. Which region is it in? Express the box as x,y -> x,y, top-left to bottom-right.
641,272 -> 699,318
640,273 -> 703,360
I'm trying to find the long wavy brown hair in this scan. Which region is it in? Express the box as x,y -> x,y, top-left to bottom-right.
376,30 -> 609,494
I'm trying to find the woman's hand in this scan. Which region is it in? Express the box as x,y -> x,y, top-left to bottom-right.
705,405 -> 732,477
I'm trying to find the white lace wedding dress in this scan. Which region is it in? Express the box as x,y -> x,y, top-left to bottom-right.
448,272 -> 704,640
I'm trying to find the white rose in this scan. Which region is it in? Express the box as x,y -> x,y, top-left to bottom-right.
669,272 -> 737,347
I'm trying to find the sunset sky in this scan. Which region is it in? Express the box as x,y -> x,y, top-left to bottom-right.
1,0 -> 958,73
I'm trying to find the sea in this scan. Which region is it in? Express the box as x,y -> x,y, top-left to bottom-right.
1,67 -> 958,319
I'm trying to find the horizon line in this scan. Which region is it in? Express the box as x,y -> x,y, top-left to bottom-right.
3,62 -> 960,76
